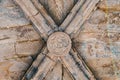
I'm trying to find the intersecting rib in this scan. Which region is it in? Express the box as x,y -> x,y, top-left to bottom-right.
59,0 -> 85,31
14,0 -> 54,40
65,0 -> 99,38
32,57 -> 55,80
22,46 -> 47,80
61,53 -> 89,80
70,49 -> 96,80
44,62 -> 62,80
32,0 -> 59,31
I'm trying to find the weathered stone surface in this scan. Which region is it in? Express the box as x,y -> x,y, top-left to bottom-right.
110,42 -> 120,57
16,25 -> 41,42
16,40 -> 42,57
75,39 -> 120,80
75,23 -> 119,43
0,0 -> 29,29
107,12 -> 120,25
0,0 -> 44,80
47,32 -> 71,56
0,24 -> 42,61
0,25 -> 40,44
73,7 -> 120,80
0,0 -> 15,7
65,0 -> 100,38
0,43 -> 15,62
0,57 -> 33,80
75,17 -> 120,80
39,0 -> 75,25
89,10 -> 106,24
44,62 -> 62,80
63,67 -> 73,80
0,0 -> 120,80
98,0 -> 120,11
0,40 -> 42,62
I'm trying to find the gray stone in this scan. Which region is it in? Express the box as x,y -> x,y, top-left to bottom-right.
0,0 -> 15,7
0,5 -> 29,28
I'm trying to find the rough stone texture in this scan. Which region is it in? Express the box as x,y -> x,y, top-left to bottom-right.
75,6 -> 120,80
0,25 -> 40,44
0,43 -> 15,62
0,0 -> 43,80
16,41 -> 42,57
0,57 -> 33,80
89,10 -> 106,24
39,0 -> 76,25
0,1 -> 30,29
98,0 -> 120,11
0,24 -> 42,61
0,0 -> 120,80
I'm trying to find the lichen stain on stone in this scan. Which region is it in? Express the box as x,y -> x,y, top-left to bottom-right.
16,26 -> 33,37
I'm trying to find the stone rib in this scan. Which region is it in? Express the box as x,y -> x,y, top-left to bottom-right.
32,0 -> 59,31
61,53 -> 89,80
32,57 -> 55,80
14,0 -> 54,40
65,0 -> 99,38
59,0 -> 86,31
70,48 -> 96,80
22,46 -> 47,80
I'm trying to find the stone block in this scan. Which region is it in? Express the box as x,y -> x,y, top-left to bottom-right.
0,57 -> 32,80
98,0 -> 120,11
16,41 -> 42,56
0,4 -> 29,28
0,25 -> 41,44
0,43 -> 15,62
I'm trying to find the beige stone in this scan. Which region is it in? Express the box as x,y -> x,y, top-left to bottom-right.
0,57 -> 32,80
39,0 -> 75,25
0,43 -> 15,62
89,10 -> 106,24
0,25 -> 41,44
0,0 -> 120,80
16,41 -> 42,56
98,0 -> 120,11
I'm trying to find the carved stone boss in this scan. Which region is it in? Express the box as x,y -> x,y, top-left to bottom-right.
14,0 -> 99,80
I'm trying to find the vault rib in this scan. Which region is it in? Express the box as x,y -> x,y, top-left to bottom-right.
65,0 -> 99,38
31,0 -> 59,31
61,52 -> 89,80
22,46 -> 47,80
32,57 -> 55,80
13,0 -> 98,80
14,0 -> 54,40
44,61 -> 62,80
70,48 -> 96,80
59,0 -> 85,31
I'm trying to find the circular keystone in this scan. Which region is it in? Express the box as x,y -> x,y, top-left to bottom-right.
47,32 -> 71,56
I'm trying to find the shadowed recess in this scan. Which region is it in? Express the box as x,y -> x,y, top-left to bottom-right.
39,0 -> 77,26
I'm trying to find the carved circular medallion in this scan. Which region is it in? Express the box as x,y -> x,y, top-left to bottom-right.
47,32 -> 71,56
